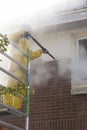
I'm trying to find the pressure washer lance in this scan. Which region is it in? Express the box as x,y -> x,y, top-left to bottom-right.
23,31 -> 56,60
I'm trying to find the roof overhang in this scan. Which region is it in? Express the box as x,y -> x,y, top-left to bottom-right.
33,8 -> 87,33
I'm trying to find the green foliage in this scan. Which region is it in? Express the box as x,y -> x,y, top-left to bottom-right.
0,82 -> 34,97
0,82 -> 27,96
0,34 -> 9,61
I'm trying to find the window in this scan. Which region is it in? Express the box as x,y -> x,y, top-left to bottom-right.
71,37 -> 87,94
79,39 -> 87,80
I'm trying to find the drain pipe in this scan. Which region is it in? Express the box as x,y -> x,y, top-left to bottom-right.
25,49 -> 30,130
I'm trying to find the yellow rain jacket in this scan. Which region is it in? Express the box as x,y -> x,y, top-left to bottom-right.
10,30 -> 43,60
3,31 -> 42,109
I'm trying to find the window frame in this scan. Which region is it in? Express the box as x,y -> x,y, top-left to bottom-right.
71,36 -> 87,95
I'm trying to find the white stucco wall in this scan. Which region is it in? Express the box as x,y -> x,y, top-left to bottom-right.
30,27 -> 87,61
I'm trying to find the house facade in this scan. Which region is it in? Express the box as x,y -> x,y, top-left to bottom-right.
28,1 -> 87,129
1,0 -> 87,130
31,0 -> 87,95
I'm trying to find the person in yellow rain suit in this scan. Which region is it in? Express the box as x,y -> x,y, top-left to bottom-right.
10,30 -> 47,60
3,30 -> 47,109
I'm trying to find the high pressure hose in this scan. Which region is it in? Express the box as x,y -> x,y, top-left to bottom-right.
22,31 -> 56,60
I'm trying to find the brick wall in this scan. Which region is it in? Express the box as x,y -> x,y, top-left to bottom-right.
1,58 -> 87,130
29,59 -> 87,130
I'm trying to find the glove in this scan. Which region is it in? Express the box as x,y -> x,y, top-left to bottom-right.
42,48 -> 49,54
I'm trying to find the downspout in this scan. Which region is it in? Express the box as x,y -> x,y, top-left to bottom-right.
25,49 -> 31,130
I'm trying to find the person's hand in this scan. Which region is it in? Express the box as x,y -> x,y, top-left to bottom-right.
42,48 -> 49,54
